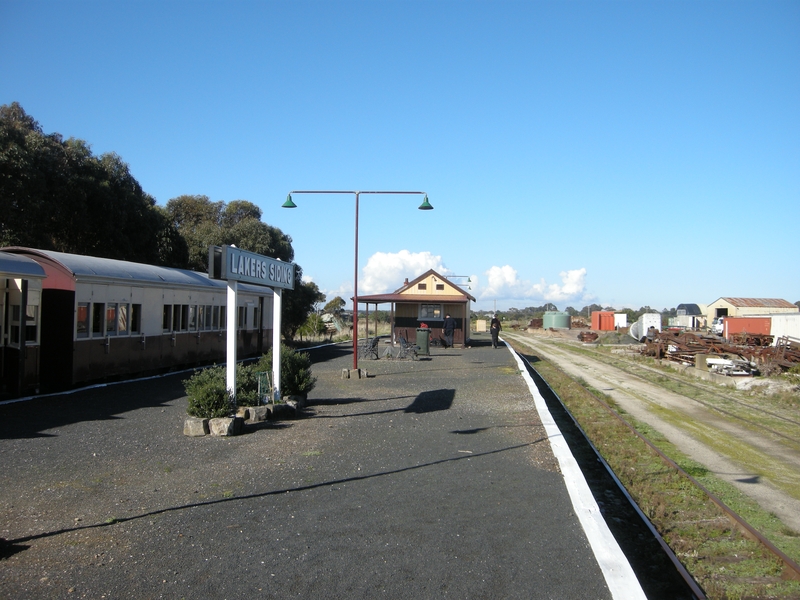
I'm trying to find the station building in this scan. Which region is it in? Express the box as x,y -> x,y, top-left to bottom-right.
357,269 -> 475,348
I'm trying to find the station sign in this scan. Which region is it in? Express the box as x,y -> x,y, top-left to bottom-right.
208,245 -> 295,290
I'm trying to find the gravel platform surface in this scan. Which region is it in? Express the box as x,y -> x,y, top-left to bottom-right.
1,334 -> 614,599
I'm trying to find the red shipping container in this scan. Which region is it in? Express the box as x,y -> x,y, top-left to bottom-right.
724,317 -> 771,338
591,311 -> 615,331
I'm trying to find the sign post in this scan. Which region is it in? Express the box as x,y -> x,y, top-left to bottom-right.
209,245 -> 295,405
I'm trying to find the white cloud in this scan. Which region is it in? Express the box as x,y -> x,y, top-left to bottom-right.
476,265 -> 592,308
530,268 -> 588,303
480,265 -> 527,299
360,250 -> 448,294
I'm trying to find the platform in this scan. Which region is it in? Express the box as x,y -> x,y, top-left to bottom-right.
0,333 -> 644,599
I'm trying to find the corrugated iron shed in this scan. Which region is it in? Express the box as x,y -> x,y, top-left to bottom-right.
676,303 -> 703,316
721,298 -> 796,309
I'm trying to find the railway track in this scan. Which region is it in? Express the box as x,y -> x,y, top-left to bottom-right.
505,334 -> 800,598
503,332 -> 800,488
553,337 -> 800,433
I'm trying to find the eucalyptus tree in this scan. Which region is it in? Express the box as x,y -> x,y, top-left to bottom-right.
0,102 -> 184,265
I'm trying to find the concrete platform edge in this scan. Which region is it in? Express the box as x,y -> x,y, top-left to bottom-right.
505,340 -> 647,600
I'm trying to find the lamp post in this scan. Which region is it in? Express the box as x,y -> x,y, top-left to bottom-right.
445,275 -> 472,290
282,190 -> 433,373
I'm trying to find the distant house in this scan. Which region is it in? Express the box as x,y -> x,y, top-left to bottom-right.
357,269 -> 475,348
706,298 -> 799,323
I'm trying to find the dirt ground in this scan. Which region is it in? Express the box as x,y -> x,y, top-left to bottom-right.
503,329 -> 800,534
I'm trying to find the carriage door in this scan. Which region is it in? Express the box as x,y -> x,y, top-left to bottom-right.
3,281 -> 41,395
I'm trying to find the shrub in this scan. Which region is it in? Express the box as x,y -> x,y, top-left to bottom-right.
234,362 -> 263,406
255,344 -> 317,398
184,366 -> 234,418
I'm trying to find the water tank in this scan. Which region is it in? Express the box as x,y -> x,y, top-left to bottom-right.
543,311 -> 571,329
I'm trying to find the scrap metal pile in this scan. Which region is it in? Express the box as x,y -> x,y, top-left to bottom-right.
577,331 -> 599,342
641,330 -> 800,376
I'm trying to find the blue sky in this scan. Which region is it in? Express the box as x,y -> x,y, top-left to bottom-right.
2,0 -> 798,312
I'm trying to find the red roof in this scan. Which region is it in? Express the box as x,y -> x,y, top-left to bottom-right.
721,298 -> 797,309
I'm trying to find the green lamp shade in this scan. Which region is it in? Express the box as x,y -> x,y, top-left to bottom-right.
418,195 -> 433,210
282,194 -> 297,208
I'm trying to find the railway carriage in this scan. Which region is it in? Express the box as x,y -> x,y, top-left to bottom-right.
1,247 -> 274,397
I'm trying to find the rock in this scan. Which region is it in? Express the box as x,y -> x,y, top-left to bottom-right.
284,395 -> 306,409
208,417 -> 244,436
183,417 -> 209,437
271,403 -> 297,419
247,405 -> 270,422
341,368 -> 350,379
232,416 -> 244,435
235,406 -> 250,419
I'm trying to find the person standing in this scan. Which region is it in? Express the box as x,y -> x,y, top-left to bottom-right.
490,314 -> 502,348
442,313 -> 457,348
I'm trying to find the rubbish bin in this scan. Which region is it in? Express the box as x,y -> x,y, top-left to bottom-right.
416,328 -> 431,356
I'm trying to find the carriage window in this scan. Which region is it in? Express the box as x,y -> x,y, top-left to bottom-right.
77,303 -> 90,338
25,305 -> 38,343
212,306 -> 220,329
106,304 -> 118,336
117,304 -> 128,335
162,305 -> 172,332
197,306 -> 205,331
10,305 -> 20,346
238,306 -> 246,329
131,304 -> 141,334
253,306 -> 260,329
189,305 -> 197,330
92,303 -> 105,336
205,305 -> 213,329
172,305 -> 181,331
180,305 -> 189,331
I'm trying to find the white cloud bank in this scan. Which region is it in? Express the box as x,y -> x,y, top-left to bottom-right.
361,250 -> 448,294
478,265 -> 593,308
316,252 -> 591,311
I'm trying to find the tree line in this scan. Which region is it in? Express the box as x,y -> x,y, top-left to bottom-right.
0,102 -> 322,338
478,304 -> 668,325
